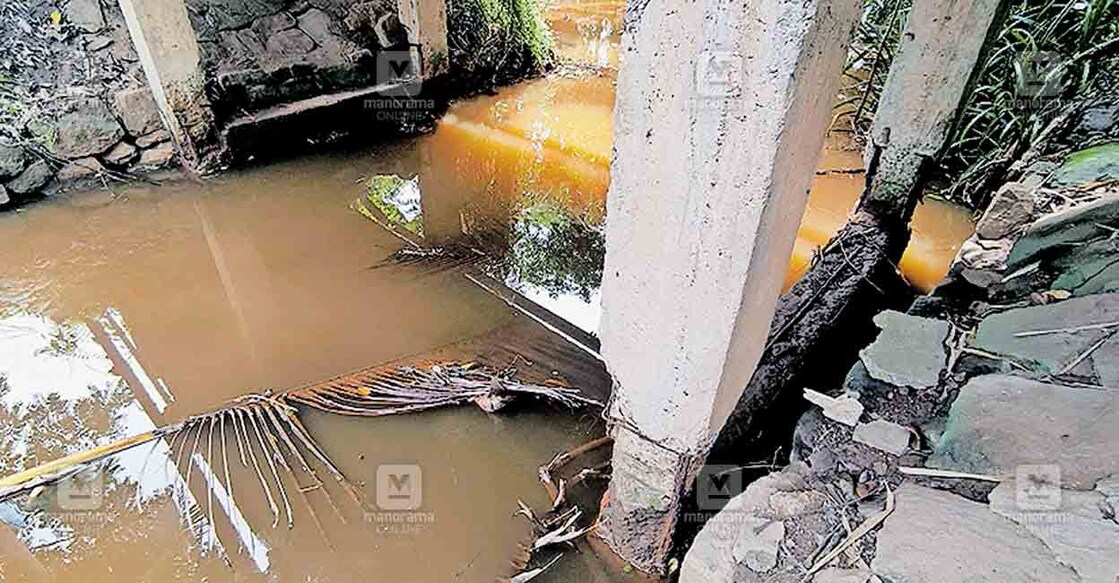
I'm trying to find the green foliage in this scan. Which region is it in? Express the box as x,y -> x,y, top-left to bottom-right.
446,0 -> 555,88
944,0 -> 1119,207
843,0 -> 1119,209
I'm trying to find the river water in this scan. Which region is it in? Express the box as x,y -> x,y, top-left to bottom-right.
0,1 -> 972,581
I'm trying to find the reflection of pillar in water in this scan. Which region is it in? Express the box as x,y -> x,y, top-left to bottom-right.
417,137 -> 469,244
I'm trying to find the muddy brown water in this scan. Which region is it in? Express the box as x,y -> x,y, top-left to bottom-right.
0,2 -> 973,581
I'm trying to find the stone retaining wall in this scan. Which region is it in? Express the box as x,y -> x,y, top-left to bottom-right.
188,0 -> 414,117
0,0 -> 177,208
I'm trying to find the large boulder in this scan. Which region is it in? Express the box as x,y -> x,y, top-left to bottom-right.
53,99 -> 125,159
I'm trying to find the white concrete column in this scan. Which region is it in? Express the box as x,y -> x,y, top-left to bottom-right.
866,0 -> 1008,204
117,0 -> 217,170
596,0 -> 860,571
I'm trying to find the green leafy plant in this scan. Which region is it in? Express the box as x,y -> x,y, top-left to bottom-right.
446,0 -> 555,89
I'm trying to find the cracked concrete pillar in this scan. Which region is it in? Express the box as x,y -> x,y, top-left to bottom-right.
117,0 -> 219,171
865,0 -> 1008,211
596,0 -> 860,572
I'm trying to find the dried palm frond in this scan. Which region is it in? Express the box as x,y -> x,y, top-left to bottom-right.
0,362 -> 602,548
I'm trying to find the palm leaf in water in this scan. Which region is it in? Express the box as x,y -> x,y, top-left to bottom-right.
0,362 -> 602,543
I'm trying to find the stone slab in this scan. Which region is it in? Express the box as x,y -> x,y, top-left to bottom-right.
872,484 -> 1078,581
858,310 -> 948,389
974,293 -> 1119,382
927,374 -> 1119,489
990,479 -> 1119,582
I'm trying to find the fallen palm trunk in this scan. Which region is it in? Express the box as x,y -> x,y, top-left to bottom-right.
0,362 -> 601,506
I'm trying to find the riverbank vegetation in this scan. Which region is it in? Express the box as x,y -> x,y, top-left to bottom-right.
842,0 -> 1119,209
446,0 -> 555,90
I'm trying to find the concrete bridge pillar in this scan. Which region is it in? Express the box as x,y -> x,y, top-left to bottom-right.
117,0 -> 218,171
596,0 -> 861,572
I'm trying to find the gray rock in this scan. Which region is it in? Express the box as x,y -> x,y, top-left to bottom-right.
1049,239 -> 1119,298
0,143 -> 27,179
852,419 -> 911,456
136,141 -> 175,169
6,160 -> 55,195
976,182 -> 1035,240
927,374 -> 1119,489
265,28 -> 316,60
1007,194 -> 1119,270
135,129 -> 170,148
65,0 -> 105,32
858,310 -> 948,389
733,519 -> 784,573
1052,143 -> 1119,187
112,88 -> 163,137
0,185 -> 9,205
54,99 -> 125,159
989,479 -> 1119,583
298,8 -> 358,65
56,158 -> 104,182
974,293 -> 1119,381
102,142 -> 138,166
872,484 -> 1078,581
681,463 -> 823,582
251,11 -> 296,38
958,236 -> 1013,270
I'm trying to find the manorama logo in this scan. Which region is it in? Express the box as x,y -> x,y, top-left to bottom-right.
376,464 -> 422,510
366,463 -> 435,534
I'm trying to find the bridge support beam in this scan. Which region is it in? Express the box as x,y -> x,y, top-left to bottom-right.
117,0 -> 218,172
596,0 -> 860,572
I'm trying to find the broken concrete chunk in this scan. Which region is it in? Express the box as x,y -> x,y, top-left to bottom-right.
989,480 -> 1119,583
803,389 -> 864,426
681,464 -> 820,582
858,311 -> 948,389
927,374 -> 1119,489
112,88 -> 163,137
136,142 -> 175,169
852,419 -> 910,456
872,484 -> 1078,581
65,0 -> 105,32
